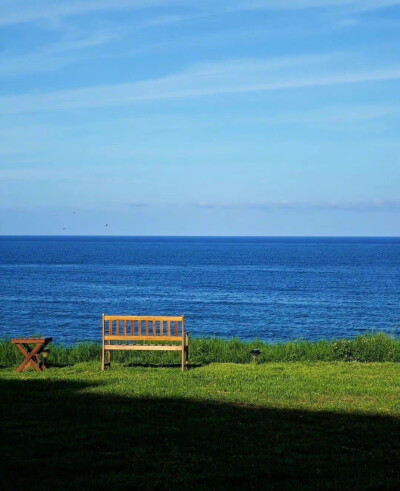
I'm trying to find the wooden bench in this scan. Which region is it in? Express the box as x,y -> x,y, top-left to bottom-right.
101,315 -> 189,371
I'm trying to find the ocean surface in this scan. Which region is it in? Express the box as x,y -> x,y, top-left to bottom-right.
0,236 -> 399,344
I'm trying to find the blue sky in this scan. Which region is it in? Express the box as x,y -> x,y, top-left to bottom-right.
0,0 -> 399,235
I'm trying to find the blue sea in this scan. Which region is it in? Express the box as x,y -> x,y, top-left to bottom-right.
0,236 -> 399,344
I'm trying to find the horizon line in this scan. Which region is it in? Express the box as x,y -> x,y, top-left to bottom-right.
1,234 -> 399,239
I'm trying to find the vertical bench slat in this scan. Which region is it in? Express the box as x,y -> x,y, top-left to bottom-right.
175,321 -> 179,336
109,320 -> 112,336
160,320 -> 163,336
116,320 -> 120,336
138,320 -> 142,336
153,320 -> 156,336
167,320 -> 171,337
145,320 -> 149,336
123,320 -> 127,336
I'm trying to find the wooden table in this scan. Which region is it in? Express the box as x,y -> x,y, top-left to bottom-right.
11,338 -> 53,373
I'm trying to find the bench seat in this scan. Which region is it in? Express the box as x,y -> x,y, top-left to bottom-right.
101,315 -> 189,371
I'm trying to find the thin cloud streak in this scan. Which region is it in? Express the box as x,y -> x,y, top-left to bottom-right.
2,0 -> 400,26
127,202 -> 148,208
240,105 -> 400,125
233,0 -> 400,12
194,200 -> 400,212
0,0 -> 169,26
1,55 -> 400,114
0,31 -> 119,77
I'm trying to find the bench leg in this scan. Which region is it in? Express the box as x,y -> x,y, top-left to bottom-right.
181,347 -> 185,372
101,342 -> 105,371
185,333 -> 189,368
102,348 -> 111,371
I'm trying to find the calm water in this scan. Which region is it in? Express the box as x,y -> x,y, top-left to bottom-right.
0,236 -> 399,344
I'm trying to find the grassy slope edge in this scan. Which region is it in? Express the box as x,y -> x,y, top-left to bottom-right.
2,332 -> 400,367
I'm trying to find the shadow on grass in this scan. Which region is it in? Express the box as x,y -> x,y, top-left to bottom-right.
45,361 -> 205,370
121,362 -> 204,370
1,378 -> 400,490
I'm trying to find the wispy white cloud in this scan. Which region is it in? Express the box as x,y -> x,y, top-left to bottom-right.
1,0 -> 399,27
0,30 -> 119,76
140,14 -> 188,27
127,202 -> 149,207
0,54 -> 399,114
0,0 -> 169,26
194,200 -> 400,212
241,105 -> 400,125
341,0 -> 400,13
0,166 -> 71,181
233,0 -> 400,12
335,17 -> 359,27
0,12 -> 191,77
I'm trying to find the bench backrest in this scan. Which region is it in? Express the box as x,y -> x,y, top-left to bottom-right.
103,315 -> 185,342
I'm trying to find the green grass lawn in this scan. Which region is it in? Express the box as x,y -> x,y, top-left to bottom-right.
1,361 -> 400,490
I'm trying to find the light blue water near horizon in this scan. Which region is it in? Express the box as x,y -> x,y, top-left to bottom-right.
0,236 -> 399,344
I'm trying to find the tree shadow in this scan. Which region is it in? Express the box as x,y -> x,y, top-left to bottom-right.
1,377 -> 400,490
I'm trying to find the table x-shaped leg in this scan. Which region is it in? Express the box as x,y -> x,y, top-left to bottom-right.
15,342 -> 45,373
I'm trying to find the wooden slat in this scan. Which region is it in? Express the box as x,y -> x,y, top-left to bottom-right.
103,315 -> 184,322
101,315 -> 188,370
104,335 -> 182,342
104,345 -> 183,351
11,338 -> 48,344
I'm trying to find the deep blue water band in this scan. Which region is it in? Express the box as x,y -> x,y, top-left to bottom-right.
1,236 -> 399,344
